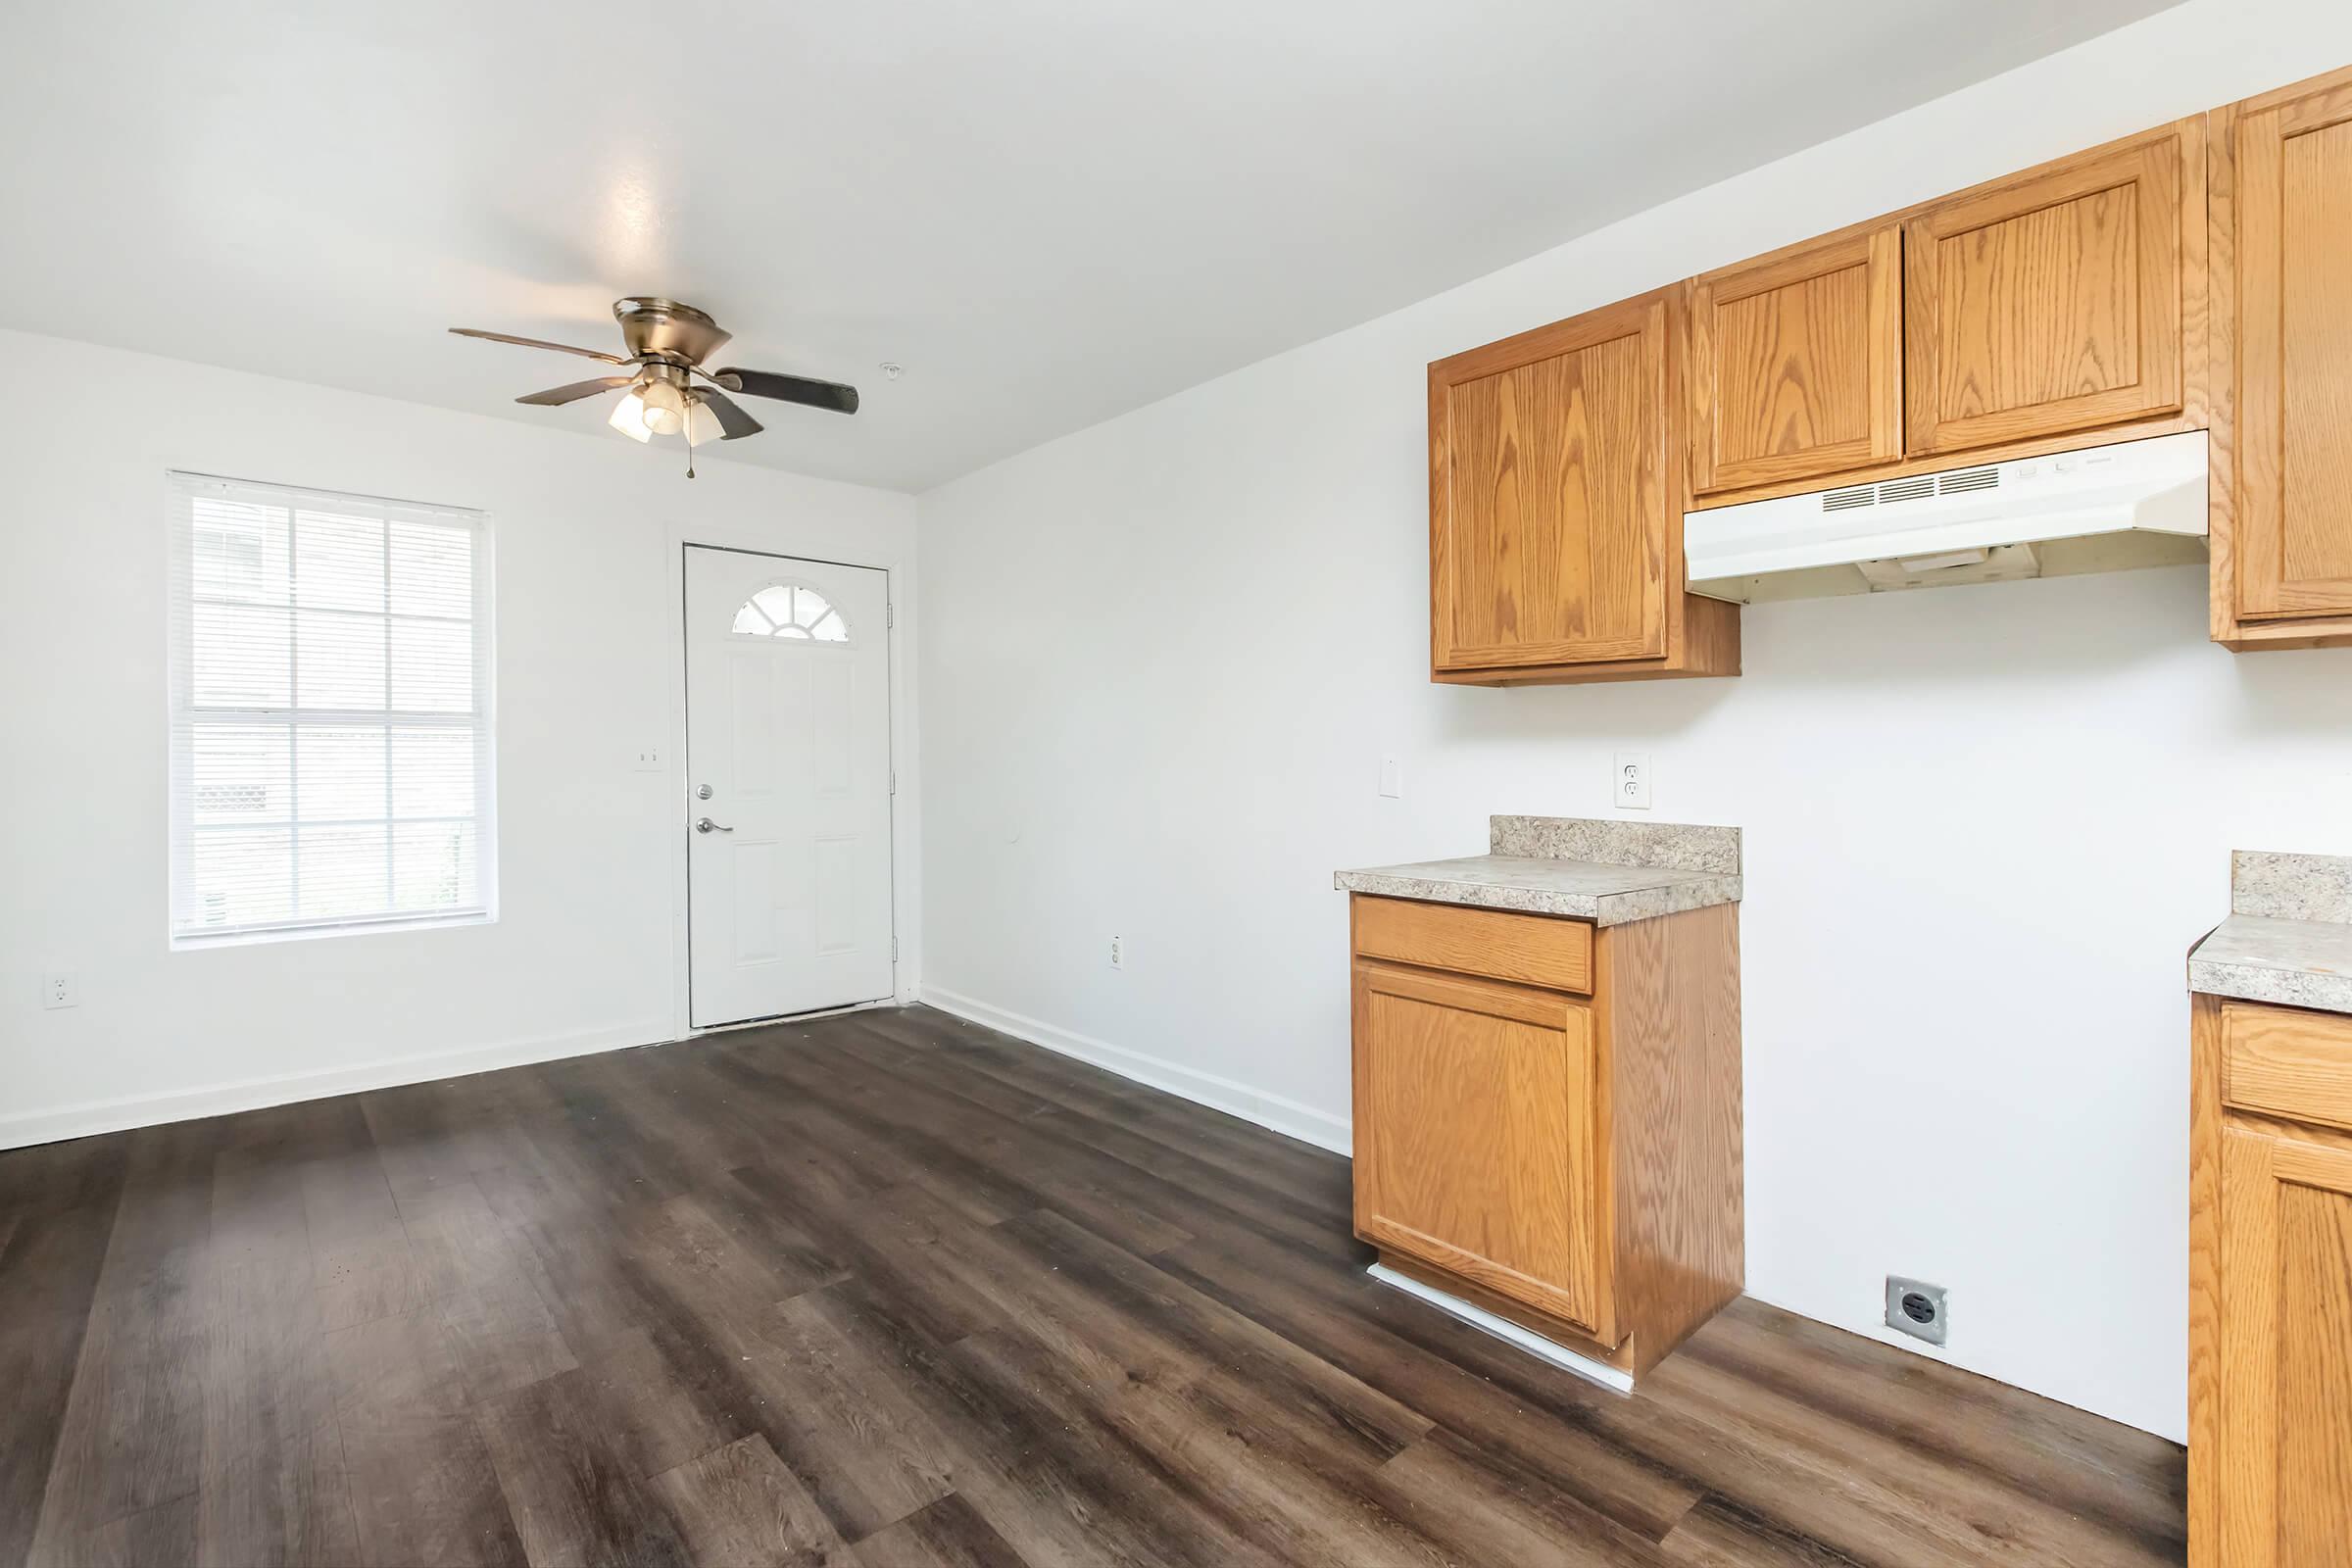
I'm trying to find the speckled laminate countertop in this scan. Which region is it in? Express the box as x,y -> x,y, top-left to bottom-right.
1335,815 -> 1740,926
2188,851 -> 2352,1015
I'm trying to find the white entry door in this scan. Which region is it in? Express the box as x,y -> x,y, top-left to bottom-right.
685,546 -> 894,1026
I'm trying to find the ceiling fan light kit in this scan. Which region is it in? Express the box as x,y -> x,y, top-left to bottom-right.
607,390 -> 654,443
450,297 -> 859,477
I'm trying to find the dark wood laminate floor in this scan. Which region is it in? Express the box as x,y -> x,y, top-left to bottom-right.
0,1004 -> 2184,1567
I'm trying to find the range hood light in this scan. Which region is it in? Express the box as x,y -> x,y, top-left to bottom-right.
1895,548 -> 1990,574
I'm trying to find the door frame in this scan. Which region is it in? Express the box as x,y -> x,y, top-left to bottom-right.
662,520 -> 917,1041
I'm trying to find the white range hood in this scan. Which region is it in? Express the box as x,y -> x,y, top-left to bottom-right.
1685,430 -> 2209,604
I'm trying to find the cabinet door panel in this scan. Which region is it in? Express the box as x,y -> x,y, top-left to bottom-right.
1431,293 -> 1674,669
1905,122 -> 2195,455
2233,83 -> 2352,620
2218,1126 -> 2352,1567
1690,225 -> 1902,494
1350,962 -> 1607,1337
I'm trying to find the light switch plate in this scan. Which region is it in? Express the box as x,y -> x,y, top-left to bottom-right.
1614,752 -> 1652,810
1378,754 -> 1403,799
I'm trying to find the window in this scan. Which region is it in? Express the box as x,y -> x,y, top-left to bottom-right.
167,473 -> 495,945
731,581 -> 850,642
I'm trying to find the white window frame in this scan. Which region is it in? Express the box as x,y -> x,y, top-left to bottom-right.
166,471 -> 499,948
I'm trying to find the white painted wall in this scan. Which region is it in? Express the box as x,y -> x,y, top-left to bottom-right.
0,327 -> 920,1148
916,0 -> 2352,1441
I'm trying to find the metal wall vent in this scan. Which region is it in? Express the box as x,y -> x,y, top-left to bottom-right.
1819,466 -> 2004,514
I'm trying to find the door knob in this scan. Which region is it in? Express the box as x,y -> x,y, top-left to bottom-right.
695,817 -> 733,834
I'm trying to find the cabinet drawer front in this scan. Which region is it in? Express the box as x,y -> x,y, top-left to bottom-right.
1352,896 -> 1593,994
2225,1003 -> 2352,1133
1350,963 -> 1609,1338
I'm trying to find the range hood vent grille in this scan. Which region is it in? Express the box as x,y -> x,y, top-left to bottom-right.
1819,466 -> 2003,513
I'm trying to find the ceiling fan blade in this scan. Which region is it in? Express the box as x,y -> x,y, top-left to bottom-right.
712,368 -> 859,415
515,375 -> 634,407
450,327 -> 627,365
696,388 -> 764,439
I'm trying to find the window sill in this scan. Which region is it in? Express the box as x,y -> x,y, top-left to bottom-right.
170,909 -> 497,952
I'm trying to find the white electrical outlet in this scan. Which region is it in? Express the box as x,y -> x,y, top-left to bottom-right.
43,970 -> 77,1009
1378,754 -> 1403,799
632,745 -> 664,772
1614,751 -> 1652,810
1108,935 -> 1125,971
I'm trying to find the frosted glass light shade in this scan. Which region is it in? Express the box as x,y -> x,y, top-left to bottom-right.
608,391 -> 654,442
639,380 -> 686,436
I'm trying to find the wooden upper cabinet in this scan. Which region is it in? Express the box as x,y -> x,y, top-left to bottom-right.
1903,119 -> 2203,457
1431,290 -> 1672,670
2218,69 -> 2352,633
1430,287 -> 1737,684
1689,224 -> 1902,495
1351,960 -> 1608,1339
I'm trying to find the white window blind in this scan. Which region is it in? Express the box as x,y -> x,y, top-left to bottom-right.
167,472 -> 496,945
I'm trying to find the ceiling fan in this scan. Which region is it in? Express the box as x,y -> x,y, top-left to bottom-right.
450,298 -> 858,477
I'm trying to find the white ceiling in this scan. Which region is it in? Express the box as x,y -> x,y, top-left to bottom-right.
4,0 -> 2179,492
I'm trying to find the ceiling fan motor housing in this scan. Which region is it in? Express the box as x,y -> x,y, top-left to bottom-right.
614,297 -> 731,367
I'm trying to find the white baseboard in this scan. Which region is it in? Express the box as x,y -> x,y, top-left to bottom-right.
1367,1263 -> 1636,1395
0,1021 -> 669,1152
918,987 -> 1352,1155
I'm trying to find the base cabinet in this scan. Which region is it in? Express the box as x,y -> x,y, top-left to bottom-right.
2191,996 -> 2352,1565
1353,962 -> 1608,1338
1348,894 -> 1740,1377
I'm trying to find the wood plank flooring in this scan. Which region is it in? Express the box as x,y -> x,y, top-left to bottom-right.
0,1004 -> 2186,1566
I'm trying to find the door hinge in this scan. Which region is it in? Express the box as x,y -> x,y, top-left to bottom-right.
887,602 -> 895,628
889,770 -> 897,796
892,936 -> 900,962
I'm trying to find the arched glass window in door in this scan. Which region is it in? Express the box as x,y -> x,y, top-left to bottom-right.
731,581 -> 850,643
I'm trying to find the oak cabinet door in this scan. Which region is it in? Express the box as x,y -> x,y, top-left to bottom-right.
2230,77 -> 2352,621
1430,290 -> 1677,671
1350,961 -> 1608,1339
1904,121 -> 2198,456
2217,1126 -> 2352,1567
1690,225 -> 1902,495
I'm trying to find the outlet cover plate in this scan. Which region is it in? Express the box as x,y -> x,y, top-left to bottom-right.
1614,751 -> 1652,810
1886,1276 -> 1948,1347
